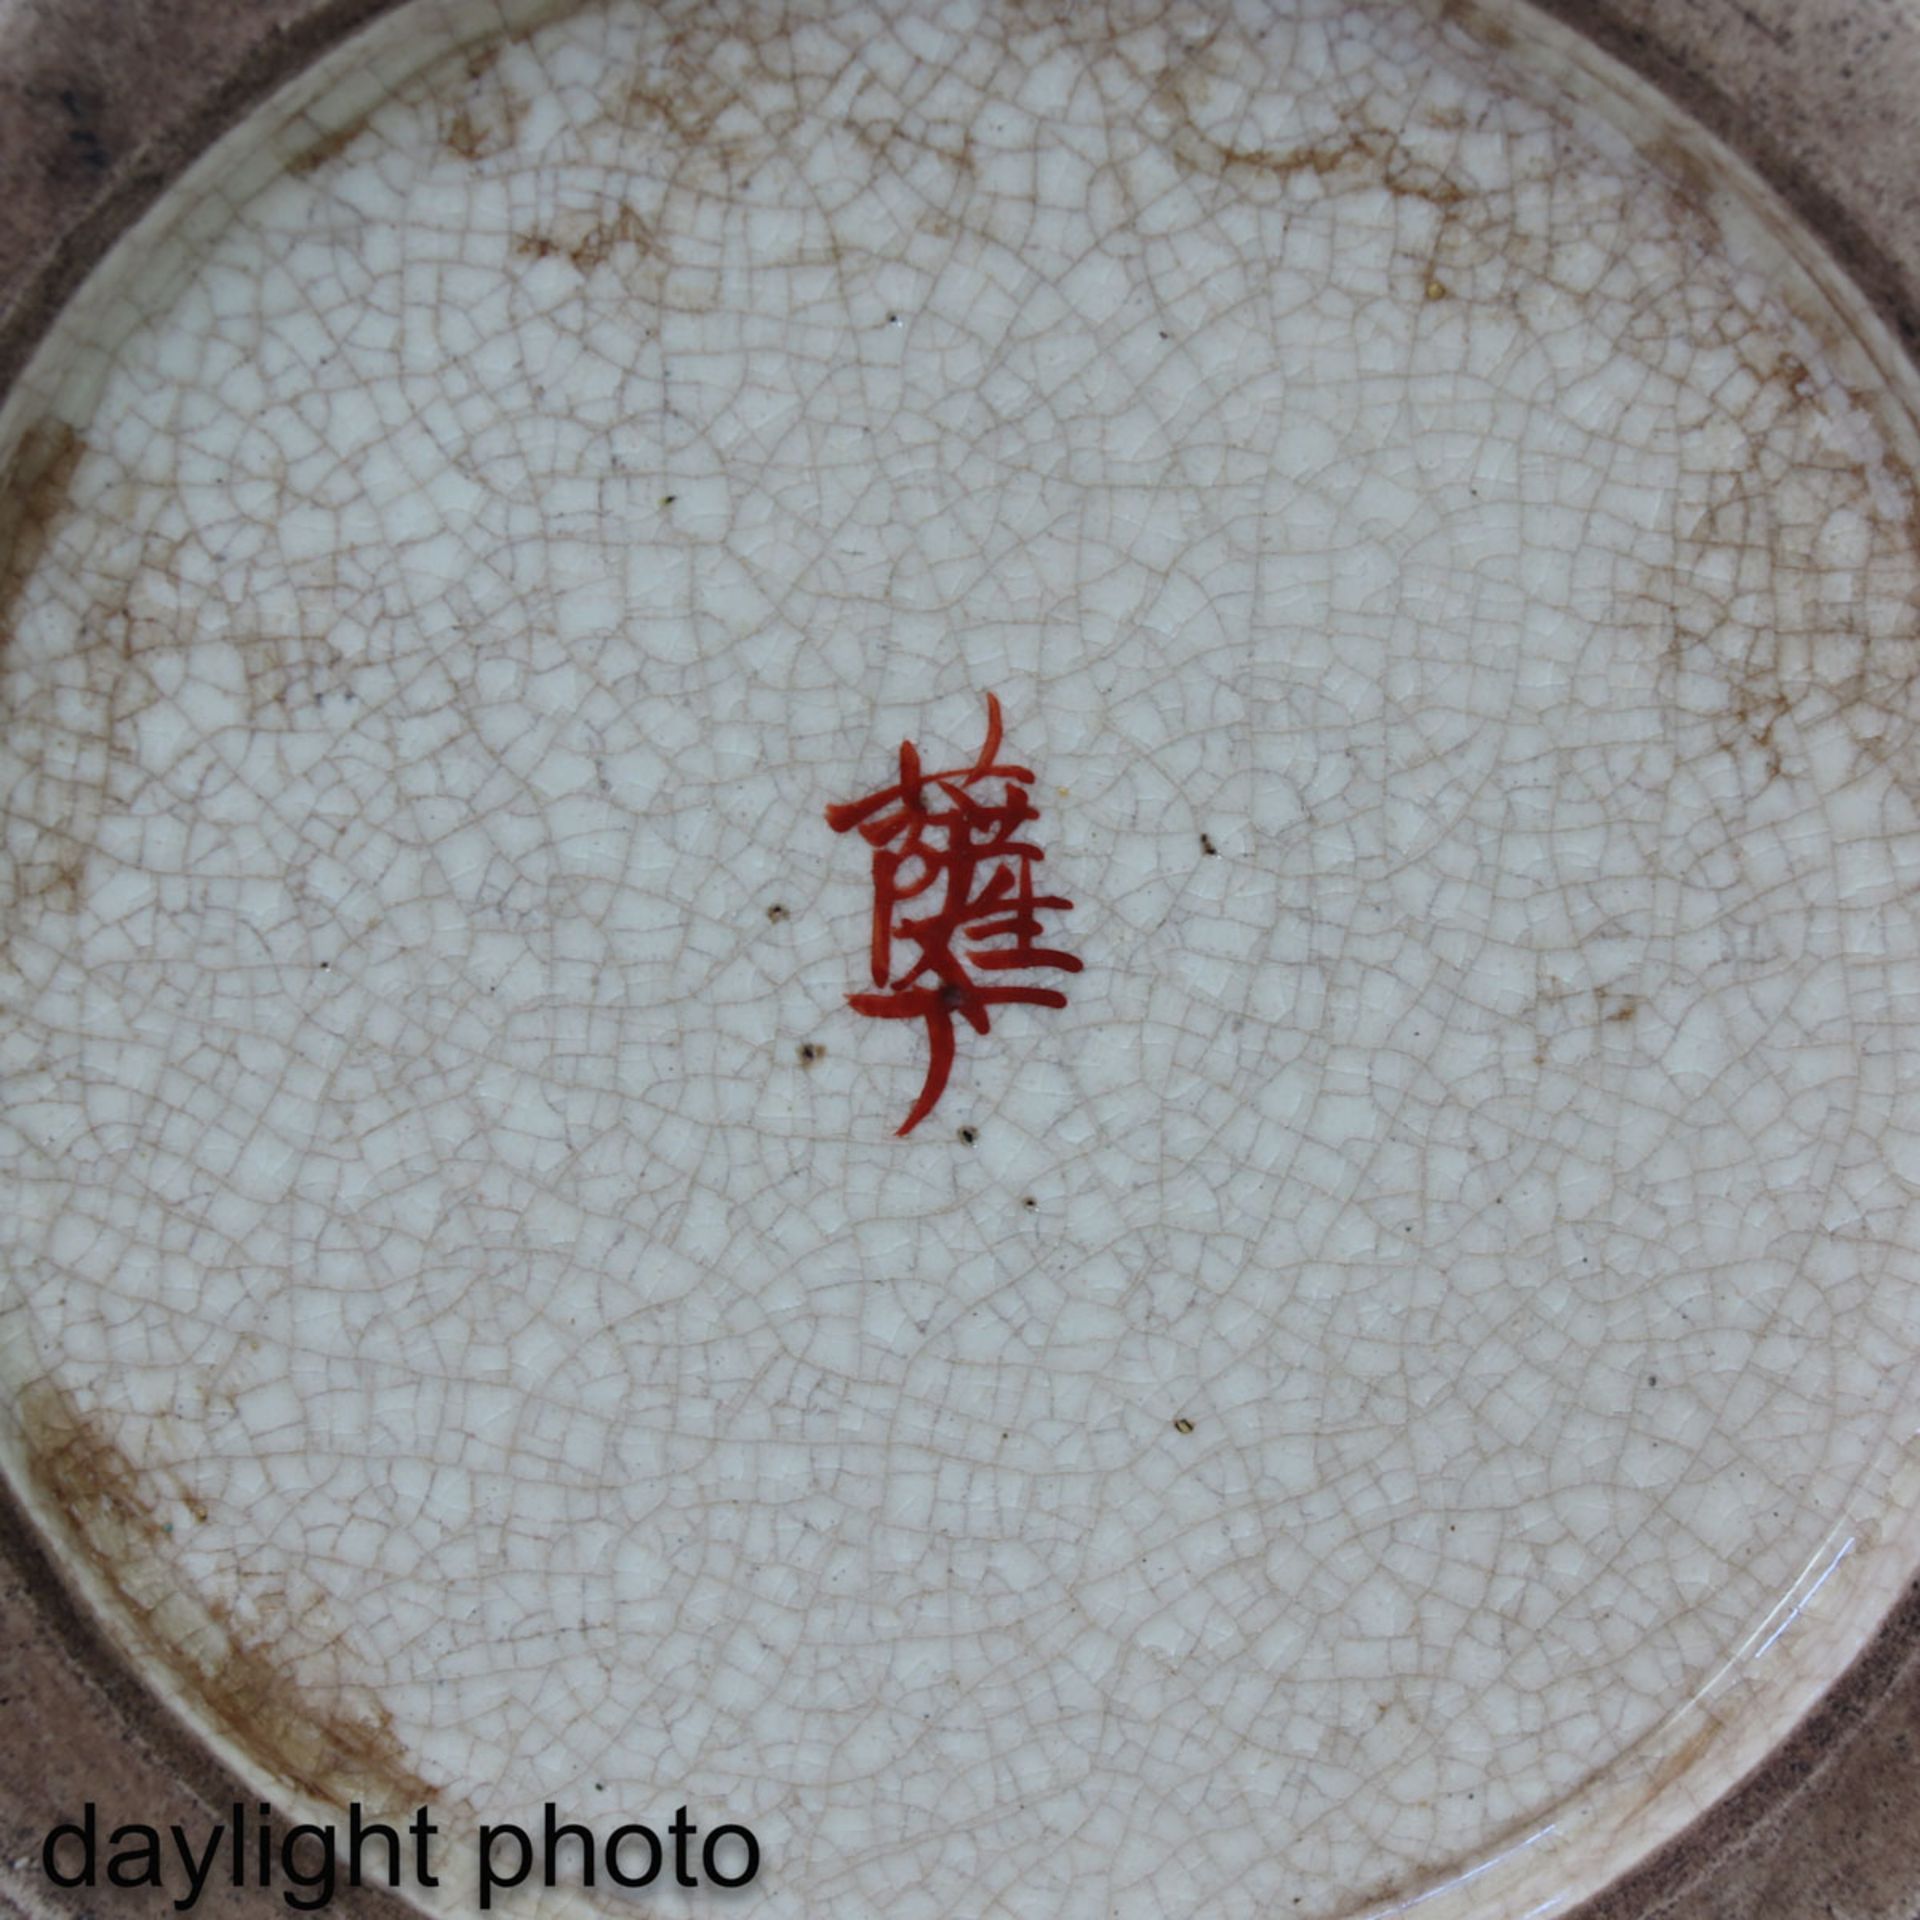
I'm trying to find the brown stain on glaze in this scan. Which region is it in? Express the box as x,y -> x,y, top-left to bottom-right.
13,1378 -> 434,1811
284,114 -> 373,177
608,12 -> 833,192
1641,130 -> 1725,250
444,101 -> 510,162
1436,0 -> 1517,52
624,34 -> 754,163
290,26 -> 511,179
1151,54 -> 1463,210
1626,1710 -> 1727,1822
0,434 -> 227,928
0,423 -> 96,920
1000,0 -> 1088,36
847,111 -> 977,183
1658,416 -> 1920,797
1769,350 -> 1818,411
1621,112 -> 1920,805
1167,113 -> 1465,208
239,626 -> 349,724
16,837 -> 90,917
515,202 -> 657,274
0,420 -> 83,653
441,57 -> 524,164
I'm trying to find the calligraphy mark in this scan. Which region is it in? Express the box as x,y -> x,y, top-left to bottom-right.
826,693 -> 1082,1135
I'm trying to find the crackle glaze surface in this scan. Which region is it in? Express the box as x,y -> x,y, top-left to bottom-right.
5,0 -> 1920,1914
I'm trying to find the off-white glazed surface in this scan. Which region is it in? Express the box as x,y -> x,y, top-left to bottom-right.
5,0 -> 1920,1914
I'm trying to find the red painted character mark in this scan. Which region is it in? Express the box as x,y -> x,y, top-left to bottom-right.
826,693 -> 1083,1135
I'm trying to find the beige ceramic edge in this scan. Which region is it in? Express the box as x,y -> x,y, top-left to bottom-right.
3,1 -> 1920,1917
